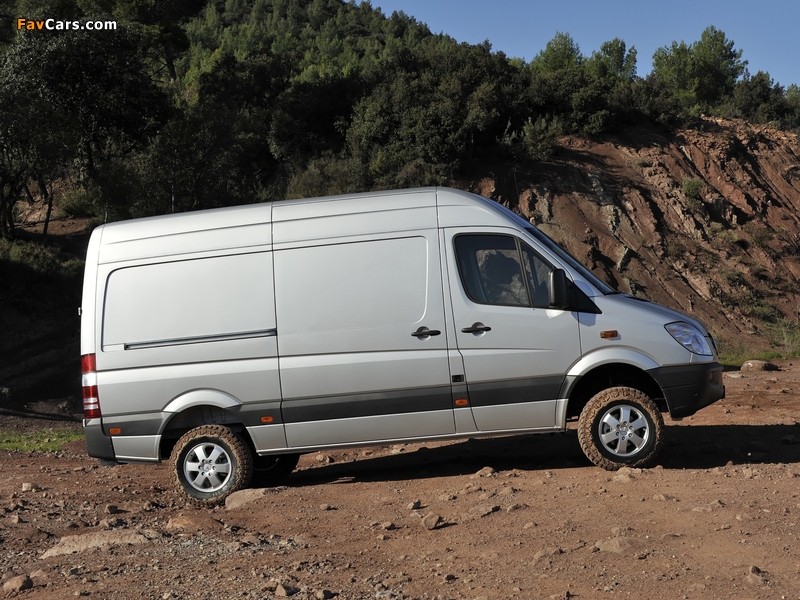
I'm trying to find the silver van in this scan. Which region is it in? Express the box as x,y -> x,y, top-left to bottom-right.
81,187 -> 724,505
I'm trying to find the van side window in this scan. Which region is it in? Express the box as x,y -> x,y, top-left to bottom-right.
454,235 -> 529,307
521,244 -> 554,309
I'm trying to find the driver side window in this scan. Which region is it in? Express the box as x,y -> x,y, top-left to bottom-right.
454,234 -> 557,309
454,235 -> 529,307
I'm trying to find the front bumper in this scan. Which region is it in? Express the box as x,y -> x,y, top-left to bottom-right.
648,362 -> 725,419
83,418 -> 117,462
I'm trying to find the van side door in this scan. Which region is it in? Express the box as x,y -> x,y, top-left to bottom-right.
274,231 -> 454,448
444,228 -> 581,431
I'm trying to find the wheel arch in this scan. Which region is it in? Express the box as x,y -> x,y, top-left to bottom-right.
563,358 -> 666,420
158,390 -> 247,460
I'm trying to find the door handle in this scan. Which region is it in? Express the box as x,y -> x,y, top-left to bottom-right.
461,322 -> 492,334
411,326 -> 441,338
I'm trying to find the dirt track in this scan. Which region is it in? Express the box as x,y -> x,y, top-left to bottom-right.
1,362 -> 799,600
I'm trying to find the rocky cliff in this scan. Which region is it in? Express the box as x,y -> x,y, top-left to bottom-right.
458,117 -> 800,355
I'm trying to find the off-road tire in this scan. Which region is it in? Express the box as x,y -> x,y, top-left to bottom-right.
578,386 -> 664,470
251,453 -> 300,488
171,425 -> 253,507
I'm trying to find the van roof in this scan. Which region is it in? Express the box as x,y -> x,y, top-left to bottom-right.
92,187 -> 524,263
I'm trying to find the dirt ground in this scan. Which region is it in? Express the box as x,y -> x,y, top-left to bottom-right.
0,362 -> 799,600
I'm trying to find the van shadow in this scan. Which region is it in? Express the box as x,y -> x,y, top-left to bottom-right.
286,424 -> 800,487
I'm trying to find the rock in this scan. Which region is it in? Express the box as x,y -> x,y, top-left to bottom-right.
746,565 -> 766,585
781,435 -> 798,445
595,538 -> 634,554
29,569 -> 50,582
422,513 -> 442,530
275,583 -> 300,597
315,591 -> 335,600
165,515 -> 220,531
471,466 -> 496,479
438,493 -> 456,501
99,517 -> 125,529
225,488 -> 269,510
2,575 -> 32,593
21,526 -> 52,542
104,504 -> 119,514
741,360 -> 778,372
41,530 -> 149,558
406,500 -> 421,510
21,483 -> 41,492
380,521 -> 396,530
533,547 -> 562,563
472,505 -> 500,518
319,504 -> 333,511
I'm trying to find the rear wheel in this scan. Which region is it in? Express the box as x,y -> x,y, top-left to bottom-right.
578,386 -> 664,470
251,453 -> 300,488
171,425 -> 252,506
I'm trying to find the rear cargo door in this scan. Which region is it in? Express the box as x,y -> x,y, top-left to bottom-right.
274,231 -> 454,448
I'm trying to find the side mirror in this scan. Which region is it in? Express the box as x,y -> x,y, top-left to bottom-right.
549,269 -> 570,310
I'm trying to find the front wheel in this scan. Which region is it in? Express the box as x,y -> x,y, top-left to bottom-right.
577,386 -> 664,470
171,425 -> 253,507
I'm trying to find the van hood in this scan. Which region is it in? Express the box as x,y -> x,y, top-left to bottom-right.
601,294 -> 710,333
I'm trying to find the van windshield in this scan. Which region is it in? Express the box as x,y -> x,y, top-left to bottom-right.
524,226 -> 616,295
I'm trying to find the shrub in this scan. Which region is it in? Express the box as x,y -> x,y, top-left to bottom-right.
743,221 -> 773,247
57,188 -> 98,219
682,177 -> 704,212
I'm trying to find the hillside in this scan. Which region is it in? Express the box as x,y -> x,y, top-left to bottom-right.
458,116 -> 800,355
2,117 -> 800,404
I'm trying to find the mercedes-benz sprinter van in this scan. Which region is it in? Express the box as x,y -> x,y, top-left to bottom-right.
81,187 -> 724,505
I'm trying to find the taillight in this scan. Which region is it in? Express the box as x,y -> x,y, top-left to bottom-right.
81,353 -> 101,419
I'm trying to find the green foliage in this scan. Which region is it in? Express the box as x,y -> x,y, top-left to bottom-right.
766,319 -> 800,355
0,238 -> 84,278
0,429 -> 84,453
498,115 -> 564,162
743,221 -> 773,247
531,32 -> 583,73
1,0 -> 800,242
682,177 -> 704,212
650,26 -> 747,115
692,26 -> 747,106
586,38 -> 637,82
521,116 -> 564,160
56,189 -> 99,219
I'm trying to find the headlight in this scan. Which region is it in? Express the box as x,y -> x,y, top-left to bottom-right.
665,322 -> 713,356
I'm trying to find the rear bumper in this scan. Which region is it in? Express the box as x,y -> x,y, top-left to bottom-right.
648,362 -> 725,419
83,419 -> 117,463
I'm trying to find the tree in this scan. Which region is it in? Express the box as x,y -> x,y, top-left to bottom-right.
731,71 -> 785,123
79,0 -> 204,81
651,39 -> 697,109
587,38 -> 637,82
531,32 -> 583,73
692,26 -> 746,106
651,26 -> 746,112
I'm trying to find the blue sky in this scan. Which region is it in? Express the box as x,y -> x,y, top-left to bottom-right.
364,0 -> 800,88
